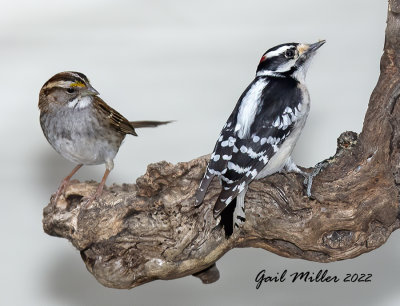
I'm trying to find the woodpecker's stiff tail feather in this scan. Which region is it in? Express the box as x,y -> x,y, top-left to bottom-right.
195,167 -> 215,207
195,40 -> 325,236
129,120 -> 174,128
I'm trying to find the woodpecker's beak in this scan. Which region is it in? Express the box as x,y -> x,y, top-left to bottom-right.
83,86 -> 100,96
307,40 -> 326,53
297,40 -> 326,57
297,40 -> 325,63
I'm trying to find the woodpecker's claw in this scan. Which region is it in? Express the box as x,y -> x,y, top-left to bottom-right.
303,160 -> 329,198
298,170 -> 313,198
303,174 -> 313,198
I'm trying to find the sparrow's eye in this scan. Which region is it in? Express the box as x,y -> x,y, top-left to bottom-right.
66,88 -> 75,94
285,49 -> 295,59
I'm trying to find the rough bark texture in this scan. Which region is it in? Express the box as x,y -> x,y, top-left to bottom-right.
43,0 -> 400,289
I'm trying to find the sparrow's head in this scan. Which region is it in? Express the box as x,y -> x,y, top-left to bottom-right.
39,71 -> 99,111
256,40 -> 325,82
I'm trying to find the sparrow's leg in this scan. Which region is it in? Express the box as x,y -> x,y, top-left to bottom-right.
84,160 -> 113,207
54,164 -> 83,203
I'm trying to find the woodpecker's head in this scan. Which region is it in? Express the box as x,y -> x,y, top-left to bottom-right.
256,40 -> 325,82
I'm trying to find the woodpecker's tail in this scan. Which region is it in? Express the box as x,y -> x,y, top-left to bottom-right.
217,188 -> 247,237
129,120 -> 174,128
233,187 -> 247,229
213,179 -> 247,218
219,198 -> 236,237
195,167 -> 215,207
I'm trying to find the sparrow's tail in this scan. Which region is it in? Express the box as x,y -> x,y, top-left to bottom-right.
129,120 -> 174,128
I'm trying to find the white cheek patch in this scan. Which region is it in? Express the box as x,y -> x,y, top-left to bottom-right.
68,98 -> 78,108
275,58 -> 297,73
68,96 -> 92,109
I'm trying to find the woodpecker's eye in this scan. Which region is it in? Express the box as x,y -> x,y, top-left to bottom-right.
66,88 -> 75,94
285,49 -> 295,59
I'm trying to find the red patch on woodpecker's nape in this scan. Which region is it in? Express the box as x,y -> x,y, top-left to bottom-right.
259,55 -> 267,63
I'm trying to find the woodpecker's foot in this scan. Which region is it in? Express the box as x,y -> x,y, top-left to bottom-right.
303,172 -> 314,198
303,132 -> 359,198
300,171 -> 314,198
304,160 -> 332,198
283,157 -> 315,198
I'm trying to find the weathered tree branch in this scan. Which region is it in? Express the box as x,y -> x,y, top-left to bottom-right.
43,0 -> 400,289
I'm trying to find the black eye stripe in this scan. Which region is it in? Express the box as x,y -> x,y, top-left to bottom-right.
259,56 -> 289,71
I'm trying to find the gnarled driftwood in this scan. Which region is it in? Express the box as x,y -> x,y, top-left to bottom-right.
43,0 -> 400,289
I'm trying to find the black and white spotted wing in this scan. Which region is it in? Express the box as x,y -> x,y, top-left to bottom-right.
195,76 -> 304,217
194,116 -> 237,207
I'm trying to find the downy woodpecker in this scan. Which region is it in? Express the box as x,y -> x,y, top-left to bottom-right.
195,40 -> 325,236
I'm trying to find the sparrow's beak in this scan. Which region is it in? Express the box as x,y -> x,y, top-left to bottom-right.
84,86 -> 100,96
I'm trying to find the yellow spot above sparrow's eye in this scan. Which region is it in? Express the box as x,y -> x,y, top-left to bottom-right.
70,82 -> 85,88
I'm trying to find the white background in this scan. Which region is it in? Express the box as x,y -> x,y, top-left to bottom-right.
1,0 -> 399,305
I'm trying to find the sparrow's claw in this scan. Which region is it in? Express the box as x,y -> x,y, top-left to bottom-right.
53,179 -> 70,203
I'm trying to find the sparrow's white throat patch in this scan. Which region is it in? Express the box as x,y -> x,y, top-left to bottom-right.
68,96 -> 92,109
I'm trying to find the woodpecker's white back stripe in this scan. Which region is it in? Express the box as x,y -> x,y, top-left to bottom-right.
235,79 -> 268,139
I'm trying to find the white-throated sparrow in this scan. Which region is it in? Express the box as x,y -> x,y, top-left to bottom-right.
39,71 -> 172,205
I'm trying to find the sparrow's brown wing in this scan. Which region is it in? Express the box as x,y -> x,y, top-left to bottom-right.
93,96 -> 137,136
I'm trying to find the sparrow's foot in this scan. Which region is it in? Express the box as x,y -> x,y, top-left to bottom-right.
53,179 -> 70,203
81,168 -> 111,209
52,164 -> 83,204
81,194 -> 97,209
81,184 -> 104,209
